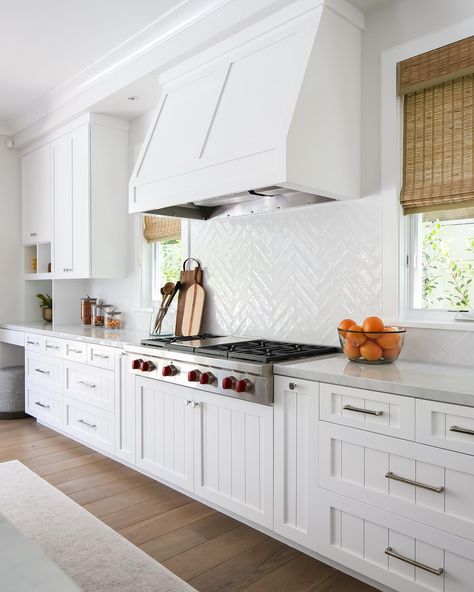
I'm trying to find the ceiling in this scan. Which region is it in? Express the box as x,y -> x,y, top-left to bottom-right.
349,0 -> 394,11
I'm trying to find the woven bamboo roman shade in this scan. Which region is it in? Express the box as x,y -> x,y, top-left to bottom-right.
399,36 -> 474,215
143,216 -> 181,243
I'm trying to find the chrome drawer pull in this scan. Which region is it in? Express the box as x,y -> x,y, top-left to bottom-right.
78,419 -> 96,429
77,380 -> 96,389
191,401 -> 199,408
385,547 -> 443,576
343,404 -> 383,416
385,471 -> 444,493
449,425 -> 474,436
35,368 -> 50,375
46,344 -> 59,350
68,348 -> 83,354
184,400 -> 192,406
35,401 -> 50,409
92,353 -> 109,359
27,340 -> 39,346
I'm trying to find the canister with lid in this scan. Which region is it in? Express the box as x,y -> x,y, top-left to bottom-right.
81,296 -> 97,326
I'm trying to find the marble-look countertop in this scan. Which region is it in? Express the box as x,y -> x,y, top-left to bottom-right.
0,512 -> 80,591
275,354 -> 474,407
0,321 -> 145,349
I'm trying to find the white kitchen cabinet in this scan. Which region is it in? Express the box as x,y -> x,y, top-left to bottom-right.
273,376 -> 318,550
319,489 -> 474,592
115,352 -> 135,464
21,144 -> 52,245
64,396 -> 114,454
64,360 -> 115,413
135,376 -> 194,492
193,391 -> 274,529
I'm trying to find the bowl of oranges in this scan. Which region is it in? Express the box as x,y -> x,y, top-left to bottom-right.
338,316 -> 406,364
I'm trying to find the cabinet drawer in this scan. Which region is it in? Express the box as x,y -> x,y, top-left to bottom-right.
25,333 -> 46,352
319,489 -> 474,592
25,352 -> 63,392
64,361 -> 114,412
320,383 -> 415,440
64,340 -> 87,363
44,336 -> 66,358
86,343 -> 115,370
64,397 -> 114,454
26,384 -> 63,427
320,422 -> 474,541
416,399 -> 474,456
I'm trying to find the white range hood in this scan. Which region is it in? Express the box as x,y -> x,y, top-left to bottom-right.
129,0 -> 364,220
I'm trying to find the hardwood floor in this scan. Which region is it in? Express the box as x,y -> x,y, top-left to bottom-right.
0,418 -> 377,592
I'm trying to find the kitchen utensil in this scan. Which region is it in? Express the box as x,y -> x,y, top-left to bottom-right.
153,282 -> 176,334
175,259 -> 203,336
181,283 -> 205,336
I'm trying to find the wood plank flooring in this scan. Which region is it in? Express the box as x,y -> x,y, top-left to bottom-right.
0,418 -> 377,592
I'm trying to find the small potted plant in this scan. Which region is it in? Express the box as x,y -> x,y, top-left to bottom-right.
36,293 -> 53,323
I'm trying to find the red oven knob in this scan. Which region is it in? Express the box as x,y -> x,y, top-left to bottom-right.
236,379 -> 251,393
222,376 -> 236,390
199,372 -> 214,385
140,360 -> 155,372
131,359 -> 143,370
162,364 -> 178,377
187,369 -> 201,382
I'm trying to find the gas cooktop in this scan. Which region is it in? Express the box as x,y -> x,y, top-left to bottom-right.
141,334 -> 337,363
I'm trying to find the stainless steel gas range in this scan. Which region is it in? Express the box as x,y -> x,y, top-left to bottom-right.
126,335 -> 337,405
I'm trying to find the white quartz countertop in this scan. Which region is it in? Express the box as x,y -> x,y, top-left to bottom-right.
274,354 -> 474,407
0,321 -> 145,348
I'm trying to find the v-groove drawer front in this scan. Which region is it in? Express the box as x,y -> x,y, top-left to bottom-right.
64,361 -> 114,412
320,383 -> 415,439
25,384 -> 63,427
319,422 -> 474,541
25,351 -> 63,392
319,490 -> 474,592
64,397 -> 114,454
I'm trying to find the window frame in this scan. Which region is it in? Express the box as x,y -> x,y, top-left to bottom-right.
381,19 -> 474,330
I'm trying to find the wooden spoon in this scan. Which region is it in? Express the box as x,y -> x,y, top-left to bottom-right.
153,282 -> 175,333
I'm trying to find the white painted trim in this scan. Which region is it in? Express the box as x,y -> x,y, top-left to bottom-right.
381,16 -> 474,327
0,122 -> 11,136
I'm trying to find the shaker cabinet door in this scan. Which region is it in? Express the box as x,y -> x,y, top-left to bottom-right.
21,144 -> 52,245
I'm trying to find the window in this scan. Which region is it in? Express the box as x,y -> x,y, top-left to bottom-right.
140,216 -> 182,309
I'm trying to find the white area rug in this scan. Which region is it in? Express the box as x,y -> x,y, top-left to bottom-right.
0,460 -> 196,592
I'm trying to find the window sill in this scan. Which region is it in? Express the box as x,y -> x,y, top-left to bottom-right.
386,319 -> 474,332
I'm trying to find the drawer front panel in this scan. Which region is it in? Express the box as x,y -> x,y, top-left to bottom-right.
25,352 -> 63,392
319,490 -> 474,592
26,384 -> 63,426
86,344 -> 116,370
320,383 -> 415,439
64,340 -> 87,363
65,362 -> 114,412
44,336 -> 66,358
320,422 -> 474,541
25,333 -> 46,352
417,399 -> 474,456
64,397 -> 114,453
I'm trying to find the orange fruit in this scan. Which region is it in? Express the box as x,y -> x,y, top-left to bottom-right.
346,325 -> 367,347
382,345 -> 401,361
362,316 -> 385,337
360,341 -> 383,361
343,342 -> 361,360
377,329 -> 400,350
338,318 -> 357,337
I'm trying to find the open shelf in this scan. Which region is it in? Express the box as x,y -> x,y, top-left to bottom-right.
24,242 -> 52,277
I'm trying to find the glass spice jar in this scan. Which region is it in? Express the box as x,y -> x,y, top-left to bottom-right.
81,296 -> 97,326
104,310 -> 122,330
91,303 -> 115,327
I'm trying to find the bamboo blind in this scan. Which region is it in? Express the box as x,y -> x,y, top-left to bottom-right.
400,73 -> 474,215
143,215 -> 181,243
398,36 -> 474,95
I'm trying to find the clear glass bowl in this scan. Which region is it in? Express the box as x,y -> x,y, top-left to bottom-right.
338,327 -> 406,364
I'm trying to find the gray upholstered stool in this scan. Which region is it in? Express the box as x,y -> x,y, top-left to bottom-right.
0,366 -> 26,419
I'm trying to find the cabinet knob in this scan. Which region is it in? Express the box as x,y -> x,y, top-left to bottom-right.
289,382 -> 296,390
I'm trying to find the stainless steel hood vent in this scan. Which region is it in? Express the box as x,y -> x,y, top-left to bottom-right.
130,0 -> 364,221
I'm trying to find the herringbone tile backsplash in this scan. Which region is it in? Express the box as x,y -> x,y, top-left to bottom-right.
190,195 -> 382,346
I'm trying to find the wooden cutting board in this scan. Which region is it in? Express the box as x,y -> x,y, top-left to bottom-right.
181,283 -> 205,336
175,258 -> 203,336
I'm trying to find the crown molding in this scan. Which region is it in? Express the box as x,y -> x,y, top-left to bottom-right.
12,0 -> 291,149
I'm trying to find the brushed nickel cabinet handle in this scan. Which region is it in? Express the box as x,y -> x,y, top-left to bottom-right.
449,425 -> 474,436
46,344 -> 59,350
27,340 -> 39,346
35,368 -> 50,375
385,471 -> 444,493
191,401 -> 199,408
184,400 -> 192,406
385,547 -> 443,576
92,353 -> 109,359
343,404 -> 383,416
77,380 -> 96,389
68,348 -> 83,354
78,419 -> 96,429
35,401 -> 50,409
289,382 -> 296,390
